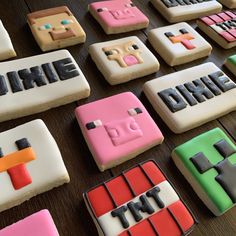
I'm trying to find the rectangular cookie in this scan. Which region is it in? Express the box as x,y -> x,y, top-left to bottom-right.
197,11 -> 236,49
0,20 -> 16,61
218,0 -> 236,8
172,128 -> 236,216
150,0 -> 222,23
0,120 -> 69,212
27,6 -> 86,51
0,49 -> 90,122
148,22 -> 212,66
84,160 -> 197,236
0,210 -> 59,236
143,63 -> 236,133
75,92 -> 164,171
88,0 -> 149,34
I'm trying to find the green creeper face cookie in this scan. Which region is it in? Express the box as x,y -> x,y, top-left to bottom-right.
172,128 -> 236,215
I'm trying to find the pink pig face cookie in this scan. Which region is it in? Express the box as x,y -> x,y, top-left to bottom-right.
89,0 -> 149,34
75,92 -> 164,171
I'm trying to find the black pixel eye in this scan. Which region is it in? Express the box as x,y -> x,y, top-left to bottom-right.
97,7 -> 108,12
132,44 -> 139,50
165,32 -> 174,38
179,28 -> 188,34
128,107 -> 142,116
86,120 -> 102,130
104,51 -> 112,56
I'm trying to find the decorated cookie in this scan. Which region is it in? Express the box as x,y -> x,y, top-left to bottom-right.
0,120 -> 69,212
84,160 -> 197,236
0,49 -> 90,122
88,0 -> 149,34
89,36 -> 160,85
225,54 -> 236,76
0,20 -> 16,61
197,11 -> 236,49
0,210 -> 59,236
143,63 -> 236,133
75,92 -> 164,171
148,22 -> 212,66
172,128 -> 236,216
218,0 -> 236,8
27,6 -> 86,51
150,0 -> 222,23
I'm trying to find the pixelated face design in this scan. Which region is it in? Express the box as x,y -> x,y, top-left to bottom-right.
191,138 -> 236,203
102,41 -> 143,67
95,2 -> 136,20
165,28 -> 196,50
86,107 -> 143,146
0,138 -> 36,190
28,6 -> 84,44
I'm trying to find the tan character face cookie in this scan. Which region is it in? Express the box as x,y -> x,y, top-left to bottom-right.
27,6 -> 86,51
89,36 -> 160,85
148,22 -> 212,66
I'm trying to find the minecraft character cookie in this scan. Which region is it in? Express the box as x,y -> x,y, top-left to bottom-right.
150,0 -> 222,23
148,22 -> 212,66
89,36 -> 160,85
0,210 -> 59,236
197,11 -> 236,49
75,92 -> 164,171
0,49 -> 90,122
88,0 -> 149,34
84,160 -> 197,236
0,120 -> 69,212
0,20 -> 16,61
218,0 -> 236,9
225,54 -> 236,75
27,6 -> 86,51
143,63 -> 236,133
172,128 -> 236,216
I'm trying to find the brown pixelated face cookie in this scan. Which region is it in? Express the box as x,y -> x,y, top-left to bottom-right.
27,6 -> 86,51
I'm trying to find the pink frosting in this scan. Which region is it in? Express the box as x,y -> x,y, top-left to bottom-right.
89,0 -> 149,28
75,92 -> 164,166
0,210 -> 59,236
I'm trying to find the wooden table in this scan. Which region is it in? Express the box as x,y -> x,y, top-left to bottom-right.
0,1 -> 235,235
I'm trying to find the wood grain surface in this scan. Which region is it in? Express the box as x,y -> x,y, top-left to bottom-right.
0,0 -> 235,235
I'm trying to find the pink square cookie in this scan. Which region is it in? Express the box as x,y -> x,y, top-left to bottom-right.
0,210 -> 59,236
89,0 -> 149,34
75,92 -> 164,171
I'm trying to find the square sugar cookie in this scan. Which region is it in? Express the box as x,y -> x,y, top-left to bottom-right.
172,128 -> 236,216
27,6 -> 86,51
0,20 -> 16,61
143,63 -> 236,133
88,0 -> 149,34
0,50 -> 90,122
197,11 -> 236,49
225,54 -> 236,76
75,92 -> 164,171
0,120 -> 70,212
148,22 -> 212,66
89,36 -> 160,85
150,0 -> 222,23
0,210 -> 59,236
84,160 -> 197,236
218,0 -> 236,8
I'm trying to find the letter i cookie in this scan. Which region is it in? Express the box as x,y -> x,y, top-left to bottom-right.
84,160 -> 197,236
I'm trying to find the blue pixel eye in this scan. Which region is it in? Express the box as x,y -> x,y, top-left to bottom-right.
61,19 -> 73,25
38,24 -> 52,30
